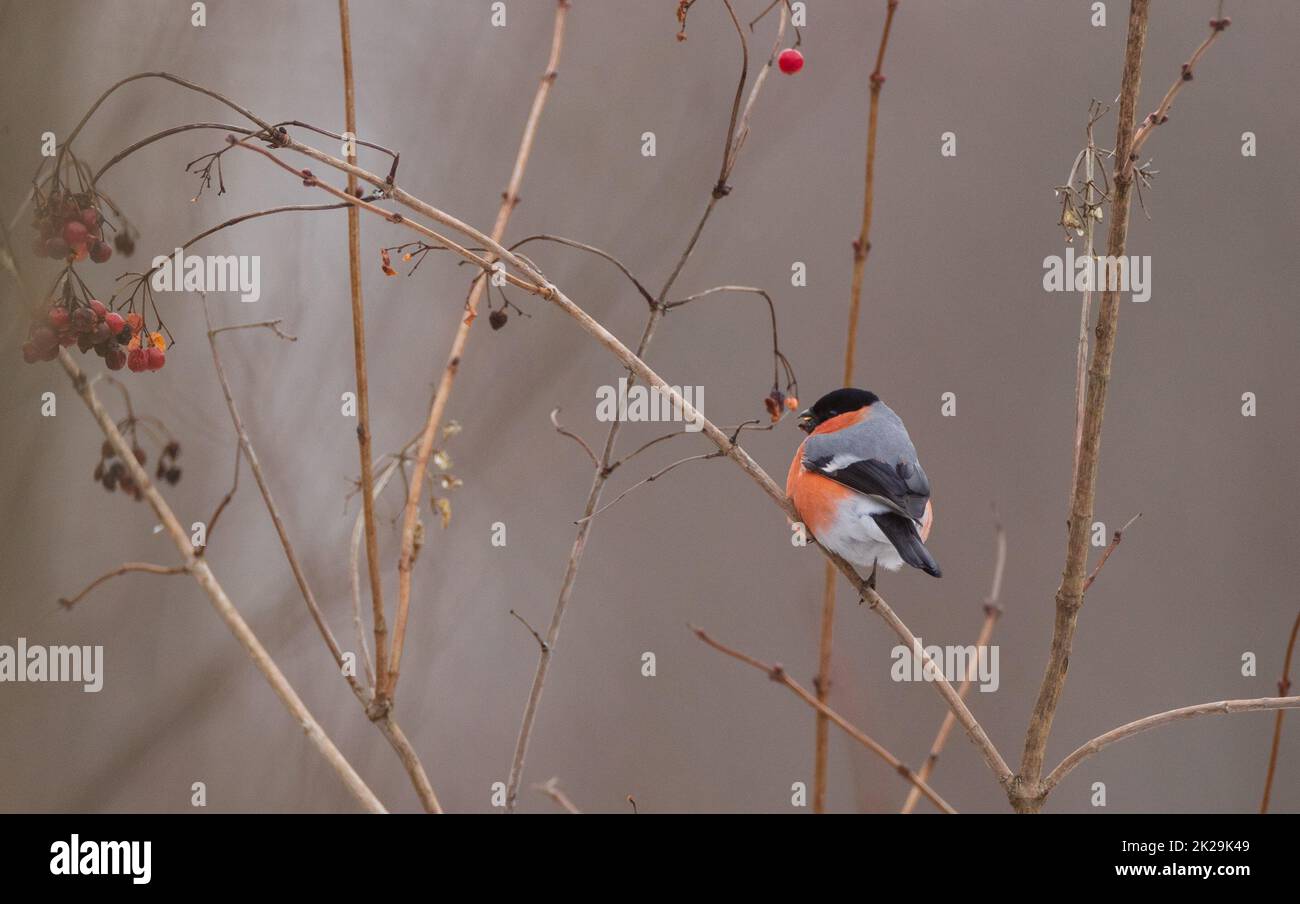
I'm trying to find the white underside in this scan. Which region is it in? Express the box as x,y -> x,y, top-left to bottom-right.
816,495 -> 908,571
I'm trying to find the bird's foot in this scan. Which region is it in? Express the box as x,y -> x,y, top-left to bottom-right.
865,559 -> 878,592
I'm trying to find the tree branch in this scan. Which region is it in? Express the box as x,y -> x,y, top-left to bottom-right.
1043,695 -> 1300,796
692,625 -> 956,813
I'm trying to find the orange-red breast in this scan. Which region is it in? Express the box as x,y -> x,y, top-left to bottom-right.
786,388 -> 940,578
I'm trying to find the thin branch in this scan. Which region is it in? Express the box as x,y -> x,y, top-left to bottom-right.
1043,695 -> 1300,796
205,301 -> 441,813
816,0 -> 899,815
550,407 -> 599,467
575,451 -> 722,524
504,1 -> 790,812
385,0 -> 572,705
1018,1 -> 1228,812
692,625 -> 956,814
59,562 -> 187,609
512,234 -> 655,309
197,444 -> 242,557
57,349 -> 386,813
509,610 -> 549,652
1082,511 -> 1141,592
901,509 -> 1005,813
1260,607 -> 1300,813
533,777 -> 581,814
337,0 -> 390,717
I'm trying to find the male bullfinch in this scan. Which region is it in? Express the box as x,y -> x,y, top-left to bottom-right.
786,388 -> 940,584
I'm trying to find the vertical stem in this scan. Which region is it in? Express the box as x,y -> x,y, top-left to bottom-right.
1260,608 -> 1300,812
337,0 -> 389,703
814,0 -> 898,815
387,0 -> 571,702
1015,0 -> 1150,812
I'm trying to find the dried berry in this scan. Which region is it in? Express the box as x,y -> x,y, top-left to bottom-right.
489,309 -> 508,330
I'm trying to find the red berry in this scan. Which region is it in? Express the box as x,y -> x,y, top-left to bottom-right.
104,312 -> 125,334
45,237 -> 70,259
127,348 -> 148,372
146,346 -> 166,371
58,331 -> 77,347
90,241 -> 113,264
91,322 -> 113,345
48,307 -> 70,330
88,299 -> 108,319
778,48 -> 804,75
106,347 -> 127,370
81,208 -> 100,229
62,220 -> 88,247
72,308 -> 95,333
31,327 -> 57,354
21,342 -> 39,364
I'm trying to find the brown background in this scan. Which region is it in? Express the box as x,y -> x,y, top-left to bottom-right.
1,0 -> 1297,813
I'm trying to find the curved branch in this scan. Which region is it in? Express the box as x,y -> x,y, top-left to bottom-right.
1044,695 -> 1300,797
692,625 -> 956,813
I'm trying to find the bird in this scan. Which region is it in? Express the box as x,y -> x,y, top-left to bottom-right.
786,387 -> 940,586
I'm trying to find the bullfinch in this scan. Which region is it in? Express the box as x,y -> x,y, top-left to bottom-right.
786,388 -> 940,584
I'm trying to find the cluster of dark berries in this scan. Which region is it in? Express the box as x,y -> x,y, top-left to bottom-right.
92,439 -> 182,500
21,298 -> 166,371
155,440 -> 183,485
30,190 -> 114,264
93,441 -> 145,500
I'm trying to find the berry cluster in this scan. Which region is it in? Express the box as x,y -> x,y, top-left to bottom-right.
30,190 -> 114,264
21,295 -> 166,372
92,439 -> 182,501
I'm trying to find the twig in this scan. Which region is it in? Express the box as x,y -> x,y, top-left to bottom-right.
337,0 -> 391,718
385,0 -> 571,705
815,0 -> 899,815
574,451 -> 722,523
533,777 -> 581,814
1082,511 -> 1141,592
1043,695 -> 1300,796
901,510 -> 1005,813
205,302 -> 441,813
503,0 -> 790,813
57,349 -> 386,813
59,562 -> 187,609
197,444 -> 242,556
1017,1 -> 1228,812
692,625 -> 956,813
509,610 -> 549,652
1260,607 -> 1300,813
549,408 -> 599,467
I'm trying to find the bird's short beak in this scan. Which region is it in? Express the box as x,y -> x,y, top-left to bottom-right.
797,409 -> 815,433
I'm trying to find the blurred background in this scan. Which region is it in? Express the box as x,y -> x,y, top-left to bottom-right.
1,0 -> 1297,813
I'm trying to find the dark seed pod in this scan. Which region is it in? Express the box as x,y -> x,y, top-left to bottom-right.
489,309 -> 508,331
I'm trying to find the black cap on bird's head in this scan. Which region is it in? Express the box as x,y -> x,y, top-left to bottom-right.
797,387 -> 880,433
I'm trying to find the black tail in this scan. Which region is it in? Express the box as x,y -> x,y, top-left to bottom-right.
871,512 -> 942,577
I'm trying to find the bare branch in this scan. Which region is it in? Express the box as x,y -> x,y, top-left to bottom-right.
1260,607 -> 1300,813
59,562 -> 187,609
533,777 -> 581,814
692,624 -> 956,814
550,407 -> 599,467
1082,511 -> 1142,592
1044,695 -> 1300,796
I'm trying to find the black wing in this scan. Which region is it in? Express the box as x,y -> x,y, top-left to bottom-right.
807,455 -> 931,523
